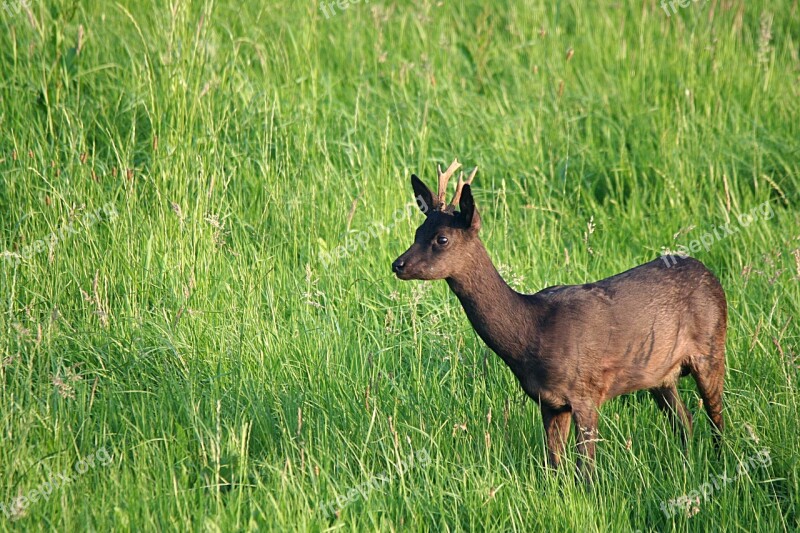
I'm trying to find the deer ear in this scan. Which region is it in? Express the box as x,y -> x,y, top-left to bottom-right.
459,184 -> 481,232
411,174 -> 434,216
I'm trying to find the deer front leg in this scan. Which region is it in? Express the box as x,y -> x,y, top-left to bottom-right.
572,403 -> 599,483
541,404 -> 571,469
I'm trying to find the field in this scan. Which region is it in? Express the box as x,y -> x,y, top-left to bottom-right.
1,0 -> 799,530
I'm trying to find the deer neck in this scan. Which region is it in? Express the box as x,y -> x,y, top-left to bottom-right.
445,243 -> 533,363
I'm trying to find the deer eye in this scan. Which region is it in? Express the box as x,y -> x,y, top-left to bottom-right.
436,235 -> 449,246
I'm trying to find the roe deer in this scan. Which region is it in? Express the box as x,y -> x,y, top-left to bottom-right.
392,159 -> 726,479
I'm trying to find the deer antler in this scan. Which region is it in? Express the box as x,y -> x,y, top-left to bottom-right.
437,159 -> 462,210
448,166 -> 478,211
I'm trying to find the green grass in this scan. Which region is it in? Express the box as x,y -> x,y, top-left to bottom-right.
1,0 -> 799,530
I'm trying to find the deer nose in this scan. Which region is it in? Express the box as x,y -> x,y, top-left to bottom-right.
392,258 -> 406,274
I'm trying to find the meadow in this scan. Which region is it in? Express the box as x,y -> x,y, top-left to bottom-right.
1,0 -> 799,530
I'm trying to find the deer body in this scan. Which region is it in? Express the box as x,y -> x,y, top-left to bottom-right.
393,160 -> 726,478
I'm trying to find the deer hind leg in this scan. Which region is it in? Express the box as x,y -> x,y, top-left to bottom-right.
541,405 -> 571,469
689,335 -> 726,449
650,384 -> 693,448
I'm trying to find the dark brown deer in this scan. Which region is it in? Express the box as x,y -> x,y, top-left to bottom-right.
392,159 -> 726,479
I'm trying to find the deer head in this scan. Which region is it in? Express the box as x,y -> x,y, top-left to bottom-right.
392,159 -> 481,280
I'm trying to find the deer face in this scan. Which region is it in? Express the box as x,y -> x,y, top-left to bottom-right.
392,161 -> 481,280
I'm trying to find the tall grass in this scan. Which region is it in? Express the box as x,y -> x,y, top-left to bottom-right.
1,0 -> 798,530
